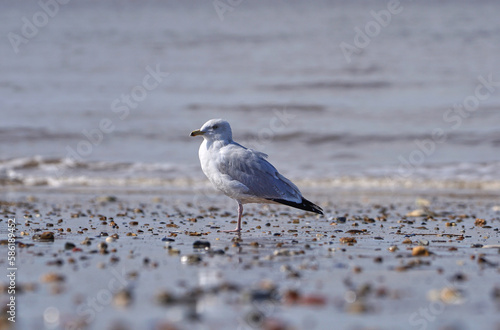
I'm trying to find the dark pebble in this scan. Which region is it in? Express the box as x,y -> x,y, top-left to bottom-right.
64,242 -> 76,250
336,217 -> 347,223
193,240 -> 211,249
155,291 -> 177,305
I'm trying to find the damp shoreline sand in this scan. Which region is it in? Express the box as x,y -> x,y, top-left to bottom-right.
1,186 -> 499,330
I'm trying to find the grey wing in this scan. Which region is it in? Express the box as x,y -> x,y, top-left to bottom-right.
217,144 -> 302,202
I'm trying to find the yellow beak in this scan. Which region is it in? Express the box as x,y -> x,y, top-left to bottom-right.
190,129 -> 205,137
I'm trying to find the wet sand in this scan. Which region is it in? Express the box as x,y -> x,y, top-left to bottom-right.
1,187 -> 499,330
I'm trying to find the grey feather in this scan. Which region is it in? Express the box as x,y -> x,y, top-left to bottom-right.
217,143 -> 302,202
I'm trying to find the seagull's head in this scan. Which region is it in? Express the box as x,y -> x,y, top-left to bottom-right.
190,119 -> 232,142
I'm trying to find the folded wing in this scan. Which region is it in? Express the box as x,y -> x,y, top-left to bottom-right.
217,143 -> 302,203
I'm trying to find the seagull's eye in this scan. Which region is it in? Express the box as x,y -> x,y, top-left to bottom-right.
212,125 -> 218,130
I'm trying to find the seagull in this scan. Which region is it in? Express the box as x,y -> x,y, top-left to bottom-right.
190,119 -> 323,232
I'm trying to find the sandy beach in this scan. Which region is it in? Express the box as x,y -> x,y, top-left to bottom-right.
1,186 -> 499,330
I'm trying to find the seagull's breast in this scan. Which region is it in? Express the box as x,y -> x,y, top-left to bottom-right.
198,140 -> 250,200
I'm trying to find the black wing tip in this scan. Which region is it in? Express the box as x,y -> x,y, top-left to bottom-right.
268,197 -> 324,215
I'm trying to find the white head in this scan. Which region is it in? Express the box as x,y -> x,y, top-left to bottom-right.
190,119 -> 233,142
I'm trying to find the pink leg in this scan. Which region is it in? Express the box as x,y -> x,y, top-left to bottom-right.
222,201 -> 243,233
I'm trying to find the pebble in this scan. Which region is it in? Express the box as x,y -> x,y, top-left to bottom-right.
41,272 -> 65,283
412,246 -> 430,257
167,247 -> 180,255
427,287 -> 464,304
64,242 -> 76,250
388,246 -> 398,252
474,218 -> 487,227
193,240 -> 211,249
95,196 -> 117,203
113,289 -> 133,307
243,288 -> 276,302
406,209 -> 427,217
283,289 -> 301,304
340,237 -> 357,245
336,217 -> 347,223
81,237 -> 92,245
32,231 -> 55,242
155,290 -> 177,306
181,254 -> 202,265
98,242 -> 108,253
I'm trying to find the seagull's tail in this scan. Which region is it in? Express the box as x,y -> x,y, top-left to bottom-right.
268,197 -> 323,215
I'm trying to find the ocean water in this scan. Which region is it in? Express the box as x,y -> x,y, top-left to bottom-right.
1,0 -> 500,191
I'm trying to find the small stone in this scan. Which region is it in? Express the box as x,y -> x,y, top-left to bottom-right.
388,246 -> 398,252
428,287 -> 464,304
193,240 -> 210,249
283,289 -> 301,304
64,242 -> 76,250
340,237 -> 357,245
412,246 -> 430,257
336,217 -> 347,223
33,231 -> 54,242
105,236 -> 115,243
113,289 -> 133,307
167,247 -> 180,255
449,273 -> 467,282
95,196 -> 117,203
181,254 -> 202,265
418,240 -> 429,246
98,242 -> 108,250
211,249 -> 225,255
346,230 -> 364,235
406,209 -> 427,217
474,218 -> 486,227
81,237 -> 92,245
41,272 -> 65,283
155,291 -> 177,305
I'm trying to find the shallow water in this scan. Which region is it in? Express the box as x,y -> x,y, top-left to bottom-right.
1,1 -> 500,190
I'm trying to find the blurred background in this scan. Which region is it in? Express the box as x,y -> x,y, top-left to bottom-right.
1,0 -> 499,191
